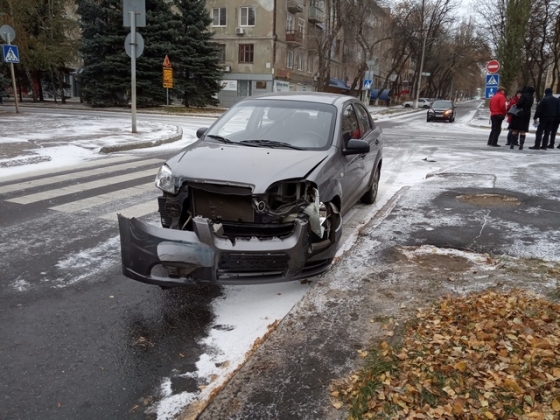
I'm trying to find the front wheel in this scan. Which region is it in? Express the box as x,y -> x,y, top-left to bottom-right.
361,165 -> 380,204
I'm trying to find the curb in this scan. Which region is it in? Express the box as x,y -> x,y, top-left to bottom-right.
98,126 -> 183,154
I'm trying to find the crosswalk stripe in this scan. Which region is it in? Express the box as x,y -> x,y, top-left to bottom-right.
100,201 -> 159,221
49,183 -> 156,213
7,168 -> 158,205
0,158 -> 163,195
0,155 -> 139,184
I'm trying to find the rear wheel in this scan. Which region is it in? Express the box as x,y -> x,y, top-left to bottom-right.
361,165 -> 380,204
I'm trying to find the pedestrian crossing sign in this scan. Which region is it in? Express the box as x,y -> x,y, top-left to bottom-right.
485,74 -> 499,87
2,45 -> 19,63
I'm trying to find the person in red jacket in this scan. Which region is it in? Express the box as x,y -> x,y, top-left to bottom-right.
487,86 -> 507,147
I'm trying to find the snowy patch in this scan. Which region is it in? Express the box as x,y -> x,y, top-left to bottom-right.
53,236 -> 120,287
11,276 -> 31,292
148,283 -> 310,419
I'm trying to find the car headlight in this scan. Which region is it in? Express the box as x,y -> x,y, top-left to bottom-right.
428,109 -> 435,113
155,164 -> 176,194
444,110 -> 452,115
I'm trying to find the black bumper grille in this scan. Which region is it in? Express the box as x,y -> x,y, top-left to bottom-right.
221,222 -> 295,239
218,253 -> 290,273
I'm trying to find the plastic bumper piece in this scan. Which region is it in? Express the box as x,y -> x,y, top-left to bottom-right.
118,215 -> 329,286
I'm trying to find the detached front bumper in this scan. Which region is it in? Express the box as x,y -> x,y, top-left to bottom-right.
118,215 -> 336,287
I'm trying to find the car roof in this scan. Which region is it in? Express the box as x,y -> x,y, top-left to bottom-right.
248,91 -> 355,106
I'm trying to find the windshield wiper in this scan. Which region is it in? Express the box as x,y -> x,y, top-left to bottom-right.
206,134 -> 234,144
239,140 -> 303,150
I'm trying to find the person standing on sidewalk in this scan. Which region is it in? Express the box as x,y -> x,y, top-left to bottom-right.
530,87 -> 558,150
487,86 -> 507,147
506,89 -> 522,146
509,86 -> 535,150
548,94 -> 560,149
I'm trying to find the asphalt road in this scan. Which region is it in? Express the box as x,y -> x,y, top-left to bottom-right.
0,100 -> 498,419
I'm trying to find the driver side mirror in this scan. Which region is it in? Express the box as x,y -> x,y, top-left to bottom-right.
196,127 -> 208,139
343,139 -> 370,156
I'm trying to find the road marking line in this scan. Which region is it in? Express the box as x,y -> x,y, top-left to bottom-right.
7,168 -> 158,204
0,158 -> 163,194
49,183 -> 156,213
0,155 -> 139,184
100,201 -> 158,221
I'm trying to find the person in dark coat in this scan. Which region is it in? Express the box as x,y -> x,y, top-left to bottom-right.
530,87 -> 558,150
506,89 -> 522,146
549,94 -> 560,149
509,86 -> 535,150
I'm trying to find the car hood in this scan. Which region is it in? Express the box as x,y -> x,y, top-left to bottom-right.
430,107 -> 452,111
167,140 -> 330,193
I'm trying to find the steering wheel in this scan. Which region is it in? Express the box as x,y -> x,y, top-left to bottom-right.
294,131 -> 324,147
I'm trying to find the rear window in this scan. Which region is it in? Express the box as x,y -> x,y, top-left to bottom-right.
432,101 -> 452,108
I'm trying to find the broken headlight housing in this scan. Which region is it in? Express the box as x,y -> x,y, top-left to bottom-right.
155,164 -> 176,194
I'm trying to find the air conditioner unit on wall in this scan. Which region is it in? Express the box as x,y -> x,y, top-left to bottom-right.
235,27 -> 245,35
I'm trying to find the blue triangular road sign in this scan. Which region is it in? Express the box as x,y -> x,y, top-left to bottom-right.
2,45 -> 20,63
486,74 -> 499,86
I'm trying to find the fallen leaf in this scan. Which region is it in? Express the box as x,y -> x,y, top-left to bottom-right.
332,400 -> 343,409
454,361 -> 467,372
552,396 -> 560,411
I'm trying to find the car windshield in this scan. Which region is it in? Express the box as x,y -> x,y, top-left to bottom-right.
432,100 -> 452,108
204,99 -> 337,150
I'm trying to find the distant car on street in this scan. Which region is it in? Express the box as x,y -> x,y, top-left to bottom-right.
403,98 -> 432,108
427,100 -> 456,122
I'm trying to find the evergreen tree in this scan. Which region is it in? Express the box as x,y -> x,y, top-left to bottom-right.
77,0 -> 130,106
173,0 -> 222,107
136,0 -> 183,107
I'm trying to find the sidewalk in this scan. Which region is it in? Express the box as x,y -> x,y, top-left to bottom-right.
0,109 -> 182,173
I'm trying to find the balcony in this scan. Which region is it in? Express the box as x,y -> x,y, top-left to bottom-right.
308,6 -> 324,23
287,0 -> 304,13
286,30 -> 303,46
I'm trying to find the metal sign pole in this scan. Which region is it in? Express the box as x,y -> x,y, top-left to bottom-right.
6,33 -> 19,114
166,88 -> 169,106
130,11 -> 137,133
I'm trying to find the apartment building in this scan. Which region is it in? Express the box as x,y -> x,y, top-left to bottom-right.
207,0 -> 332,107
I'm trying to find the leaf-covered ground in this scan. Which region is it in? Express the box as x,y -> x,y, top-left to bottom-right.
332,290 -> 560,419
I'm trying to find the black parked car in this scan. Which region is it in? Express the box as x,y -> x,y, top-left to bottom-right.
118,92 -> 384,287
427,100 -> 456,122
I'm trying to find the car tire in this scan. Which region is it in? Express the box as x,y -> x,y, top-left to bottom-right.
427,116 -> 431,122
450,117 -> 455,123
361,165 -> 380,205
404,104 -> 411,108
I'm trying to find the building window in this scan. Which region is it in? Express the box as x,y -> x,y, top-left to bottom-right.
287,50 -> 294,69
287,13 -> 295,31
240,6 -> 256,26
212,7 -> 226,26
307,55 -> 313,73
298,18 -> 305,35
297,53 -> 303,71
215,44 -> 226,62
238,44 -> 254,63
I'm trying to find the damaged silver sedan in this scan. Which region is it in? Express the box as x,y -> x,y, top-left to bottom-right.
118,92 -> 383,286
